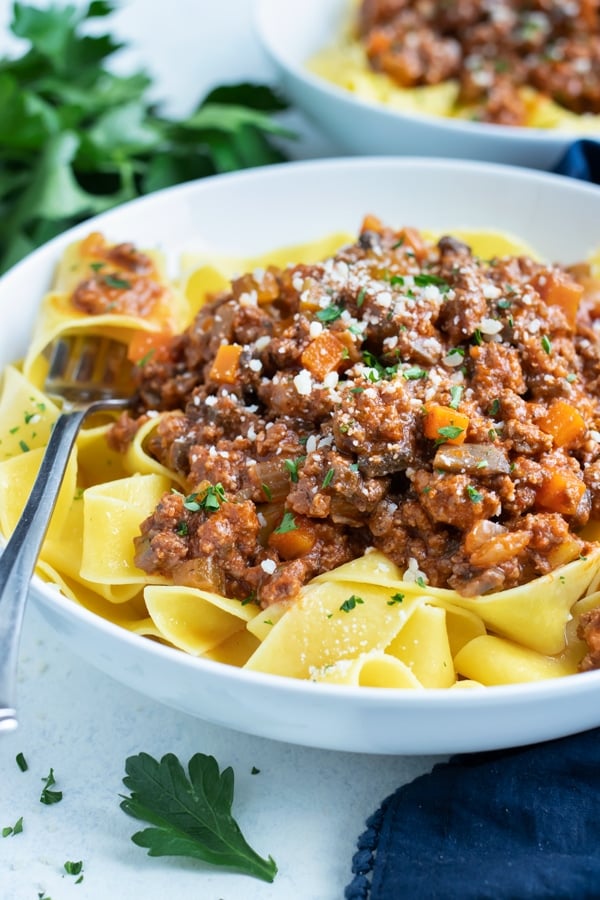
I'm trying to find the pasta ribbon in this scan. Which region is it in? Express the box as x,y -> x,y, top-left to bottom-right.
144,585 -> 258,657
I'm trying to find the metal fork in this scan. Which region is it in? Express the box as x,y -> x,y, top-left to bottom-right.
0,334 -> 135,732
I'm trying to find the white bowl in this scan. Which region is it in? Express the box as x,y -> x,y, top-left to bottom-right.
4,156 -> 600,754
255,0 -> 599,170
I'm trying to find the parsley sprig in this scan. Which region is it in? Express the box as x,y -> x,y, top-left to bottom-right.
0,2 -> 292,273
120,752 -> 277,883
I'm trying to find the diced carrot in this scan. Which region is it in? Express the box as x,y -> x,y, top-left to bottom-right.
300,331 -> 347,381
232,269 -> 280,304
535,470 -> 586,515
399,226 -> 429,261
361,213 -> 384,234
535,271 -> 583,326
209,343 -> 243,384
127,330 -> 172,365
366,30 -> 392,57
538,399 -> 586,448
423,404 -> 469,445
268,518 -> 316,559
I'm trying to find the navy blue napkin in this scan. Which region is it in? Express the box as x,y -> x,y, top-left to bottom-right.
552,139 -> 600,184
346,727 -> 600,900
346,138 -> 600,900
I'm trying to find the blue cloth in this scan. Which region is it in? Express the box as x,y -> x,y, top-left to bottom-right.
346,139 -> 600,900
346,728 -> 600,900
553,139 -> 600,184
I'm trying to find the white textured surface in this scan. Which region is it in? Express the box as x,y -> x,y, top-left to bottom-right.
0,3 -> 437,898
1,604 -> 439,900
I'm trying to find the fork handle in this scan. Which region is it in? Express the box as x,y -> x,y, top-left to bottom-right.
0,408 -> 88,733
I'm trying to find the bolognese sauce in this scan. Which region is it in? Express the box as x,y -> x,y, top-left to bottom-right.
358,0 -> 600,126
104,215 -> 600,677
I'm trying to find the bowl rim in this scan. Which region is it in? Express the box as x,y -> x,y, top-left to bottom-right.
254,0 -> 600,144
6,153 -> 600,711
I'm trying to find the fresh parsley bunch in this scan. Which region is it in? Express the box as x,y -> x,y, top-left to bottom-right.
0,0 -> 292,273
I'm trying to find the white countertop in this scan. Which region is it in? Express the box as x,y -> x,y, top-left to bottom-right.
0,3 -> 443,898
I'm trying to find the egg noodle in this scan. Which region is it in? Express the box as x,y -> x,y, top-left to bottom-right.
309,2 -> 600,133
1,228 -> 599,689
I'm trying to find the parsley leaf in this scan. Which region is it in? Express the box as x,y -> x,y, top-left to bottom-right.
339,594 -> 364,613
316,304 -> 343,323
40,768 -> 62,805
274,511 -> 297,534
183,483 -> 226,513
413,273 -> 450,292
437,425 -> 464,442
2,816 -> 23,837
0,3 -> 292,273
120,752 -> 277,882
466,485 -> 483,502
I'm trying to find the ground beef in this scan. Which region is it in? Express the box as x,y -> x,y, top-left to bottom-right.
357,0 -> 600,124
577,607 -> 600,671
109,215 -> 600,610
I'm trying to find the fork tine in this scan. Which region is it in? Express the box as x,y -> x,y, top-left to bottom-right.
45,334 -> 134,402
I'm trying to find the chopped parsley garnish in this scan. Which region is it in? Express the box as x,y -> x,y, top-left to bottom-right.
316,304 -> 343,323
103,274 -> 131,289
339,594 -> 364,613
466,485 -> 483,503
183,483 -> 226,513
362,350 -> 399,380
18,439 -> 30,453
175,521 -> 189,536
356,287 -> 367,307
322,468 -> 335,489
136,348 -> 156,367
274,511 -> 297,534
497,298 -> 512,309
64,860 -> 83,878
414,273 -> 450,293
541,334 -> 552,355
16,752 -> 28,772
349,463 -> 360,473
261,483 -> 272,501
387,592 -> 405,606
251,766 -> 261,775
40,769 -> 62,805
89,261 -> 105,271
120,752 -> 277,881
388,274 -> 404,286
566,373 -> 577,383
284,457 -> 305,483
437,425 -> 464,442
391,238 -> 404,249
241,591 -> 258,607
448,385 -> 463,409
472,328 -> 483,346
402,366 -> 428,381
2,816 -> 23,838
488,398 -> 501,416
415,576 -> 427,588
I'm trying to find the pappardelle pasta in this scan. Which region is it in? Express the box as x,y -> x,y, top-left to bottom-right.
309,0 -> 600,132
2,220 -> 600,690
